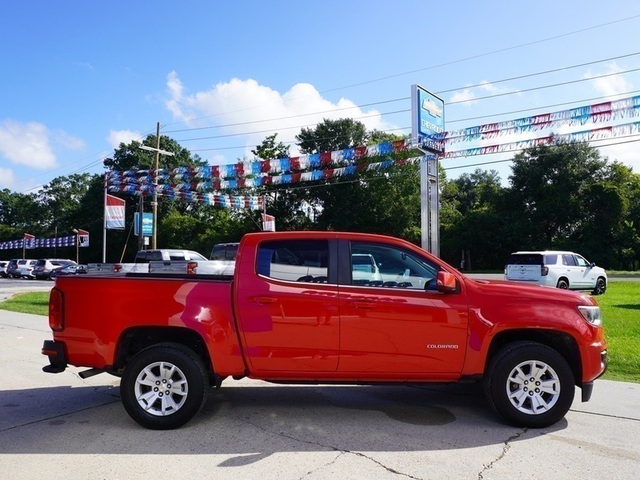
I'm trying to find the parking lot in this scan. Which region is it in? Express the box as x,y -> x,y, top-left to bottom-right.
0,307 -> 639,479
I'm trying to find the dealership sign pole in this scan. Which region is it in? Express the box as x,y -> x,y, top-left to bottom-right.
412,85 -> 445,256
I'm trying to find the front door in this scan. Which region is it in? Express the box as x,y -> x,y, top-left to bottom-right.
337,241 -> 468,375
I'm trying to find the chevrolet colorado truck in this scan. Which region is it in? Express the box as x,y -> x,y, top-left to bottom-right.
42,231 -> 607,430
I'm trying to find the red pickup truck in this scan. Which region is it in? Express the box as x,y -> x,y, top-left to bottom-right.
42,231 -> 607,430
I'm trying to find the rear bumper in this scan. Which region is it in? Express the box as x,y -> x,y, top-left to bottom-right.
41,340 -> 67,373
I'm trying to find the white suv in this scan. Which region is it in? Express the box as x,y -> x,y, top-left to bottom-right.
504,251 -> 607,295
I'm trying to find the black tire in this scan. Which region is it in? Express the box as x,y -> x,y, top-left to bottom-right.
592,277 -> 606,295
556,278 -> 569,289
483,342 -> 575,428
120,343 -> 209,430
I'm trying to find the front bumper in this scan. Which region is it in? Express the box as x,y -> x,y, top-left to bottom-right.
41,340 -> 67,373
581,348 -> 608,402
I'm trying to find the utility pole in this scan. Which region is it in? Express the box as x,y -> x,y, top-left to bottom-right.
139,122 -> 174,250
72,228 -> 79,263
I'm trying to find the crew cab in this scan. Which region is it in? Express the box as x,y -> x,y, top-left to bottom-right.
42,232 -> 607,430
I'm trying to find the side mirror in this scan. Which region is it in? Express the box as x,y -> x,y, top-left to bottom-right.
437,271 -> 460,294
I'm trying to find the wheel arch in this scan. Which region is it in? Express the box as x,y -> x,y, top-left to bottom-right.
114,327 -> 215,382
485,329 -> 581,385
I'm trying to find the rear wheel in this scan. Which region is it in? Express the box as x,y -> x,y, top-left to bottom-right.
121,343 -> 209,430
556,278 -> 569,289
484,342 -> 575,428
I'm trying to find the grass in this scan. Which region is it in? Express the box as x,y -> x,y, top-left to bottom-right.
0,291 -> 49,316
1,284 -> 638,382
598,281 -> 640,383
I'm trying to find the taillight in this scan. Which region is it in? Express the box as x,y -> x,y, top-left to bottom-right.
541,266 -> 549,276
187,262 -> 197,275
113,264 -> 122,273
49,288 -> 64,331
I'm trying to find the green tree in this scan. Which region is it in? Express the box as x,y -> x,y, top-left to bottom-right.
296,118 -> 367,154
251,133 -> 289,160
508,141 -> 607,247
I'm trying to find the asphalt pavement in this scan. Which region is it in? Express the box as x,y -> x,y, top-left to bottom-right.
1,307 -> 639,480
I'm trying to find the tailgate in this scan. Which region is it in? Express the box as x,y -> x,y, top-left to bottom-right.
506,264 -> 541,281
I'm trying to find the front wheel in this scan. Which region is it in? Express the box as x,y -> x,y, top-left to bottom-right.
484,342 -> 575,428
121,343 -> 209,430
592,277 -> 606,295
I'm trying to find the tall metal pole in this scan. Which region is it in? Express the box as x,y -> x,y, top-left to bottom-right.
152,122 -> 160,249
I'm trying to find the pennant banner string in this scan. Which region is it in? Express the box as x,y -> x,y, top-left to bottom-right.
444,95 -> 640,144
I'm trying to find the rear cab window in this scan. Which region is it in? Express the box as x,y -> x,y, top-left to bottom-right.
257,240 -> 330,283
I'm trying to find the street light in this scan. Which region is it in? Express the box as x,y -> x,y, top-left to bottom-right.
139,123 -> 174,249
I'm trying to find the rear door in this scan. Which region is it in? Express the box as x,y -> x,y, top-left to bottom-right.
337,239 -> 468,375
234,236 -> 340,373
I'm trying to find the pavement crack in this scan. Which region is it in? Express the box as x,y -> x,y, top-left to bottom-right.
240,416 -> 422,479
478,428 -> 527,480
297,451 -> 345,480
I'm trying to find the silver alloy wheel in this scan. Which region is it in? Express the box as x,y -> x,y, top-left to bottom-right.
506,360 -> 560,415
134,361 -> 189,417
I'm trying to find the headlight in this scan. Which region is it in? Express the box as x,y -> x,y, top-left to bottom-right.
578,306 -> 602,326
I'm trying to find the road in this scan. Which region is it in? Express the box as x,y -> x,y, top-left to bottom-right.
1,308 -> 639,480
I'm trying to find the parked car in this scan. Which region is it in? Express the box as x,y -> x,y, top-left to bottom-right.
135,249 -> 208,263
6,259 -> 20,278
33,259 -> 77,280
16,259 -> 38,279
50,264 -> 87,278
0,261 -> 8,278
210,242 -> 239,261
504,251 -> 607,295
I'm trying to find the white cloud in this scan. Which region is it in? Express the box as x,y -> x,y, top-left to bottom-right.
450,88 -> 477,104
164,73 -> 397,158
54,129 -> 85,150
0,120 -> 57,168
0,167 -> 16,188
449,81 -> 517,106
108,129 -> 143,149
585,62 -> 632,97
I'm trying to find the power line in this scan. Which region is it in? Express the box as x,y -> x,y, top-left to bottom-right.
171,66 -> 640,147
164,51 -> 640,137
161,14 -> 640,128
319,14 -> 640,95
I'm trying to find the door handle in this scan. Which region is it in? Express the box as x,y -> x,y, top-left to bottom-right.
252,296 -> 278,305
349,301 -> 376,309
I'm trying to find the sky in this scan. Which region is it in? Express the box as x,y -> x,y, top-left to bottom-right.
2,0 -> 640,193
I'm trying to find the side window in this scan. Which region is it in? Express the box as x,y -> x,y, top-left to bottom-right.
562,254 -> 577,266
350,242 -> 438,290
575,255 -> 588,267
257,240 -> 329,283
544,254 -> 558,265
